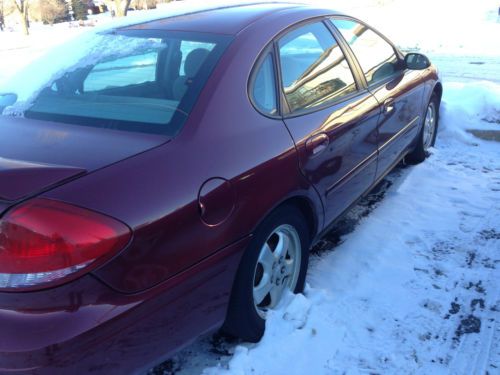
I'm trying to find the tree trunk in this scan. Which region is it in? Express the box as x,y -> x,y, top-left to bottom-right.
21,8 -> 29,35
0,1 -> 4,32
13,1 -> 30,35
114,0 -> 131,17
115,7 -> 126,17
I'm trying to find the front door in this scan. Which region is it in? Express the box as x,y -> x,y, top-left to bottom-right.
331,18 -> 426,179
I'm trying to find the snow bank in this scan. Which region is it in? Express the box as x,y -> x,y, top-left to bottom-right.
440,81 -> 500,142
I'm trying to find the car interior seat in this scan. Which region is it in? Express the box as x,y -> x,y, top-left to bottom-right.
172,48 -> 211,100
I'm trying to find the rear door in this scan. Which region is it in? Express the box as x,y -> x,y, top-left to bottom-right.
331,18 -> 426,179
278,21 -> 380,225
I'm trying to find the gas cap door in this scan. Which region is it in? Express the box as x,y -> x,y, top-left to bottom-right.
198,177 -> 236,226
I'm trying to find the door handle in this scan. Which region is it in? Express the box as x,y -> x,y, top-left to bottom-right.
383,99 -> 395,114
306,133 -> 329,156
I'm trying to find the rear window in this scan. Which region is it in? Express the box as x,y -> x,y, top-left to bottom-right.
24,30 -> 232,135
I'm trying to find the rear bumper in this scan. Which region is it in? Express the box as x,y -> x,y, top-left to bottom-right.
0,236 -> 250,374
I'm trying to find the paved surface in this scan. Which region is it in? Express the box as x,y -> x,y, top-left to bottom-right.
468,130 -> 500,142
428,54 -> 500,84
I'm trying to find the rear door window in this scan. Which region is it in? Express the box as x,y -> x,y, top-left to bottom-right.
278,22 -> 357,113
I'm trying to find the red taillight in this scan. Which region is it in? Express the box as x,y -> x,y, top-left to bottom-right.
0,198 -> 131,290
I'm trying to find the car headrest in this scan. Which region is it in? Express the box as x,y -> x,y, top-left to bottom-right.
184,48 -> 211,77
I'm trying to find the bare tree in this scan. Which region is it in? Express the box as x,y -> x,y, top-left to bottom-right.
31,0 -> 67,25
11,0 -> 30,35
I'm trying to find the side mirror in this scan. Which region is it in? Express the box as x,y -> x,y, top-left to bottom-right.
0,93 -> 18,113
405,53 -> 431,70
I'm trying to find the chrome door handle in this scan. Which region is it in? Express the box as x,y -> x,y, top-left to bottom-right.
383,99 -> 395,114
306,133 -> 329,156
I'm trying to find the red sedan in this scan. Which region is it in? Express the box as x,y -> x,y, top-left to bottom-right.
0,2 -> 441,374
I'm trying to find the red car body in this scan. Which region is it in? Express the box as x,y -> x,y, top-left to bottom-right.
0,3 -> 441,374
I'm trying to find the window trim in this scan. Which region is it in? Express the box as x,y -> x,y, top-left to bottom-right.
272,40 -> 291,115
328,16 -> 406,90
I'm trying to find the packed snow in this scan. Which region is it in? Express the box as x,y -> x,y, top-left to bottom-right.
0,0 -> 498,374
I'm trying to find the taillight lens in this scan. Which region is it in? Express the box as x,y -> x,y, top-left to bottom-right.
0,198 -> 131,290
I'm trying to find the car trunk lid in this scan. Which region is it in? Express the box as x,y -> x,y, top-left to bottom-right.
0,158 -> 86,201
0,116 -> 170,209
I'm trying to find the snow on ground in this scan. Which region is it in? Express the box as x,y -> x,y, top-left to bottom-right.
0,1 -> 498,374
0,24 -> 87,87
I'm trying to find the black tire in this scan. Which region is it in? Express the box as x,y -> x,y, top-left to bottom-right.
406,94 -> 439,165
221,205 -> 310,342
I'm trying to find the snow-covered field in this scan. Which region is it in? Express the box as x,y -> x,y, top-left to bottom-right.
0,1 -> 498,374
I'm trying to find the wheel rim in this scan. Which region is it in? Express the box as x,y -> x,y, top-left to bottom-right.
423,102 -> 436,151
252,224 -> 302,318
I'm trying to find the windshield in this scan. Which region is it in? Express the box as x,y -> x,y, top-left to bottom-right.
3,30 -> 232,135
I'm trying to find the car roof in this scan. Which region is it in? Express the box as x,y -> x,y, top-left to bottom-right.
123,2 -> 341,35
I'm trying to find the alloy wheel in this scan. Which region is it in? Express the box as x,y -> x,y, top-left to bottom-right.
423,101 -> 437,150
252,224 -> 302,318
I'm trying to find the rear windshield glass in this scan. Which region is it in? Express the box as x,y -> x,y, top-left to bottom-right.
24,30 -> 232,135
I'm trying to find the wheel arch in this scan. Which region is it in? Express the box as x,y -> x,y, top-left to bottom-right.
433,82 -> 443,105
256,193 -> 320,246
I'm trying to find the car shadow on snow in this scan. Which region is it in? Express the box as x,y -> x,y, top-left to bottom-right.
311,162 -> 411,255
